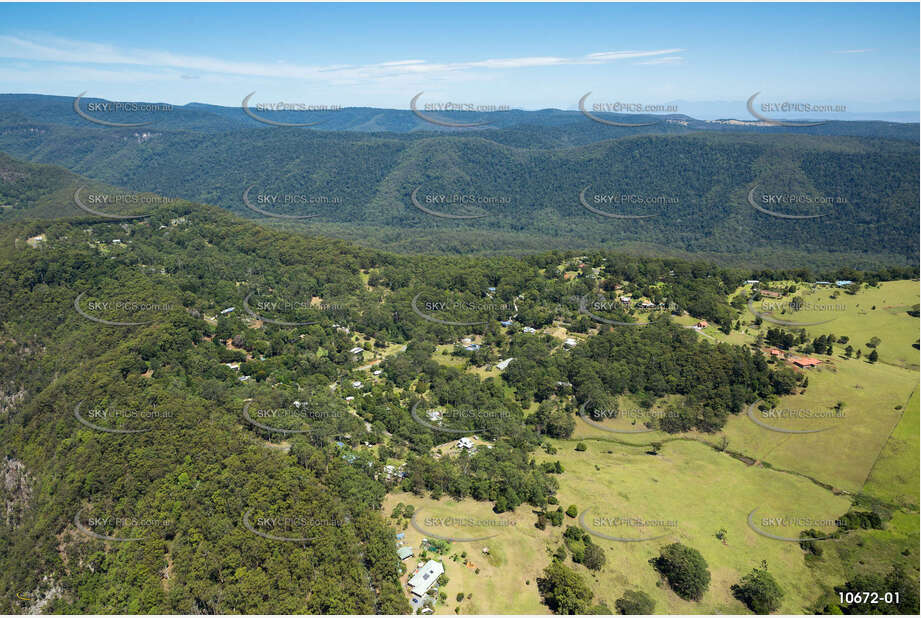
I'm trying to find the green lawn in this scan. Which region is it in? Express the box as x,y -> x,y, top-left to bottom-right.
743,280 -> 919,369
718,357 -> 915,493
381,492 -> 549,615
862,388 -> 920,509
384,439 -> 855,614
539,439 -> 852,614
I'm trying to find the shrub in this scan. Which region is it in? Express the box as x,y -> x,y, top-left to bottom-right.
583,543 -> 606,571
731,562 -> 784,614
537,561 -> 594,614
649,543 -> 711,601
615,590 -> 655,614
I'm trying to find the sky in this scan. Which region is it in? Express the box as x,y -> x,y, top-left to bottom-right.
0,2 -> 918,115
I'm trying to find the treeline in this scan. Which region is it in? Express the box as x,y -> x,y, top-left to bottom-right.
0,123 -> 917,266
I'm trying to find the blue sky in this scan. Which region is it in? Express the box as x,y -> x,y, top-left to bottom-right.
0,2 -> 917,114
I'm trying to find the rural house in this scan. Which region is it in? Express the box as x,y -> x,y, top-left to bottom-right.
408,559 -> 444,599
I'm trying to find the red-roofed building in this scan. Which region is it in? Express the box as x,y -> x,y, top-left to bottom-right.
791,357 -> 822,368
696,320 -> 709,328
768,348 -> 784,357
760,290 -> 783,298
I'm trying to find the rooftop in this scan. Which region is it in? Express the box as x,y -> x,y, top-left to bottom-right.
408,560 -> 444,596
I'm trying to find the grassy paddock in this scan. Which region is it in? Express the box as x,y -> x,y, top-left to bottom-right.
383,438 -> 854,614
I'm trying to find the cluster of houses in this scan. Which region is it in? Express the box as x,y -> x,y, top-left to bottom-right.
746,279 -> 856,290
460,338 -> 480,352
816,280 -> 855,287
767,348 -> 822,368
617,295 -> 661,310
383,464 -> 406,481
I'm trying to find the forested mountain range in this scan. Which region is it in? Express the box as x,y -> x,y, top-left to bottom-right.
3,165 -> 916,612
0,97 -> 917,269
2,93 -> 917,140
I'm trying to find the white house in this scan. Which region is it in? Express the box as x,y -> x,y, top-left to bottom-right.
349,346 -> 364,355
351,380 -> 363,388
522,327 -> 536,334
220,307 -> 235,315
426,408 -> 443,422
457,437 -> 475,450
408,560 -> 445,598
563,337 -> 578,348
496,358 -> 515,371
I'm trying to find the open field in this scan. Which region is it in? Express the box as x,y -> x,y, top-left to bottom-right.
384,438 -> 855,614
717,357 -> 915,493
742,280 -> 919,369
862,388 -> 921,509
540,439 -> 852,614
382,492 -> 550,615
570,355 -> 915,495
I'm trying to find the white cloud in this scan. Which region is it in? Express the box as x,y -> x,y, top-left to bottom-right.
0,33 -> 684,83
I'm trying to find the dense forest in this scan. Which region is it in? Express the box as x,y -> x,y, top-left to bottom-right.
1,156 -> 917,612
1,97 -> 917,269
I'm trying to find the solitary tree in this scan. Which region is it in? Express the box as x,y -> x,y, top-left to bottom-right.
731,561 -> 784,614
649,543 -> 711,601
615,590 -> 655,615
